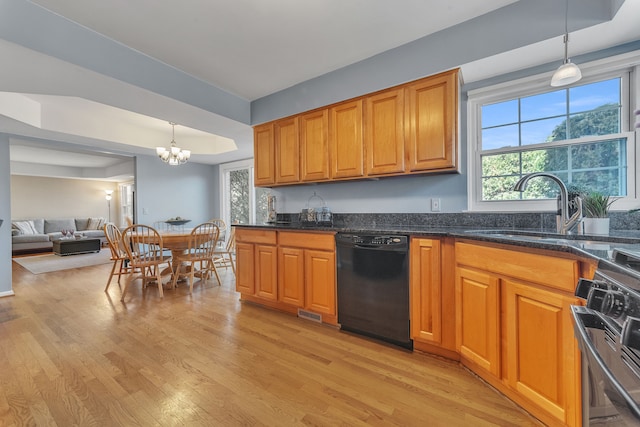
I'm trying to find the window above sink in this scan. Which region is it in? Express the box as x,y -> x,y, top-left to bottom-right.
467,51 -> 640,214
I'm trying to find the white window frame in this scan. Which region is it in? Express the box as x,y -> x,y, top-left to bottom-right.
467,51 -> 640,212
219,158 -> 258,227
118,181 -> 134,228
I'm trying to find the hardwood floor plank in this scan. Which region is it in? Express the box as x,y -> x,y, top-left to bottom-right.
5,259 -> 543,426
0,351 -> 38,426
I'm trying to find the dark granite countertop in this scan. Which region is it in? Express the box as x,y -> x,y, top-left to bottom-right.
234,222 -> 640,274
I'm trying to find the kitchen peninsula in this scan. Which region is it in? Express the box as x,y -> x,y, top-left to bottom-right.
233,212 -> 640,427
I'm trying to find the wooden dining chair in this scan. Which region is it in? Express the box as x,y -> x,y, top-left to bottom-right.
104,222 -> 131,292
213,226 -> 235,275
120,224 -> 172,301
208,218 -> 229,256
171,222 -> 221,293
208,218 -> 227,241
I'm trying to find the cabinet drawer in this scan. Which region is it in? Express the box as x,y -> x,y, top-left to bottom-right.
278,231 -> 335,251
455,241 -> 579,293
235,228 -> 277,245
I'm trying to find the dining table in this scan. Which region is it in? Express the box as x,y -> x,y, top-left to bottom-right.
159,228 -> 225,254
157,228 -> 224,281
157,229 -> 193,279
159,228 -> 192,252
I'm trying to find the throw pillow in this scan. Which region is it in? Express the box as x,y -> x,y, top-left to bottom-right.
12,220 -> 37,235
87,217 -> 105,230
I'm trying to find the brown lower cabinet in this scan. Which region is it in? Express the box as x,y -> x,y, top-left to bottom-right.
454,240 -> 593,427
236,228 -> 597,426
235,228 -> 337,325
410,237 -> 458,359
235,229 -> 277,297
455,265 -> 500,375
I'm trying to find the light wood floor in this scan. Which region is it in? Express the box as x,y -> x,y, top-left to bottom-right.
2,259 -> 543,426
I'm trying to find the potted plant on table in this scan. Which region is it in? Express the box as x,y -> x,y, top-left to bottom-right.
581,191 -> 616,235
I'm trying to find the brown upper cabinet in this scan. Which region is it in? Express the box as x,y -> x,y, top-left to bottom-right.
254,68 -> 460,187
406,70 -> 458,172
274,117 -> 300,184
330,99 -> 364,179
300,109 -> 330,182
365,88 -> 405,176
253,123 -> 276,186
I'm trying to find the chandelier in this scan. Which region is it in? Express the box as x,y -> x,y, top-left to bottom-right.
156,122 -> 191,165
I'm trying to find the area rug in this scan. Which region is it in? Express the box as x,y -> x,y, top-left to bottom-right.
13,250 -> 112,274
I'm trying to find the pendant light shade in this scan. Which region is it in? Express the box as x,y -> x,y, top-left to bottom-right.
551,59 -> 582,87
550,1 -> 582,87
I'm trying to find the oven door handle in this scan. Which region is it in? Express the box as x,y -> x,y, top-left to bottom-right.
571,306 -> 640,420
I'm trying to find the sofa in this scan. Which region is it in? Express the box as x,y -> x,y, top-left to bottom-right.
11,218 -> 107,254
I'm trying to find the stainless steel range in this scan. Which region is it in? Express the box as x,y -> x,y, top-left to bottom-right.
572,248 -> 640,426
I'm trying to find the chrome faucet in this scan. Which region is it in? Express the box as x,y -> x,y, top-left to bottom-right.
512,172 -> 583,235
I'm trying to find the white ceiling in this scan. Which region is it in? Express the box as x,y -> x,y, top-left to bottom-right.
30,0 -> 519,101
3,0 -> 640,177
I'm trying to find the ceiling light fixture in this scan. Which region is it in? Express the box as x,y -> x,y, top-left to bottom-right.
550,0 -> 582,87
156,122 -> 191,166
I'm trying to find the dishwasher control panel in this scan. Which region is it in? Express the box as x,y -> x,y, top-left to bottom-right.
336,233 -> 408,247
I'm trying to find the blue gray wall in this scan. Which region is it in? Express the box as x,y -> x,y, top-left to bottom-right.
135,155 -> 219,226
269,173 -> 468,215
0,134 -> 13,295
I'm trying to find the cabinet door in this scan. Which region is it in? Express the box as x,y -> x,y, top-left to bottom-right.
275,117 -> 300,184
330,100 -> 364,179
254,123 -> 275,186
455,266 -> 500,378
504,279 -> 581,426
235,242 -> 255,294
278,246 -> 305,307
305,249 -> 336,315
255,244 -> 278,301
365,88 -> 405,175
410,238 -> 442,344
300,109 -> 329,182
406,70 -> 458,172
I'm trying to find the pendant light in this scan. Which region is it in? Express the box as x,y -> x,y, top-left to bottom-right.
551,0 -> 582,87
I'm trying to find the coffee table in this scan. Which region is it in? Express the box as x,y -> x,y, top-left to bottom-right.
53,238 -> 101,256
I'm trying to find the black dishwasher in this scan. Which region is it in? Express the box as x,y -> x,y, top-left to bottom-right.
336,233 -> 411,349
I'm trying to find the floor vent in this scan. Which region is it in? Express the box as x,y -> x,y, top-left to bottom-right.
297,309 -> 322,323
